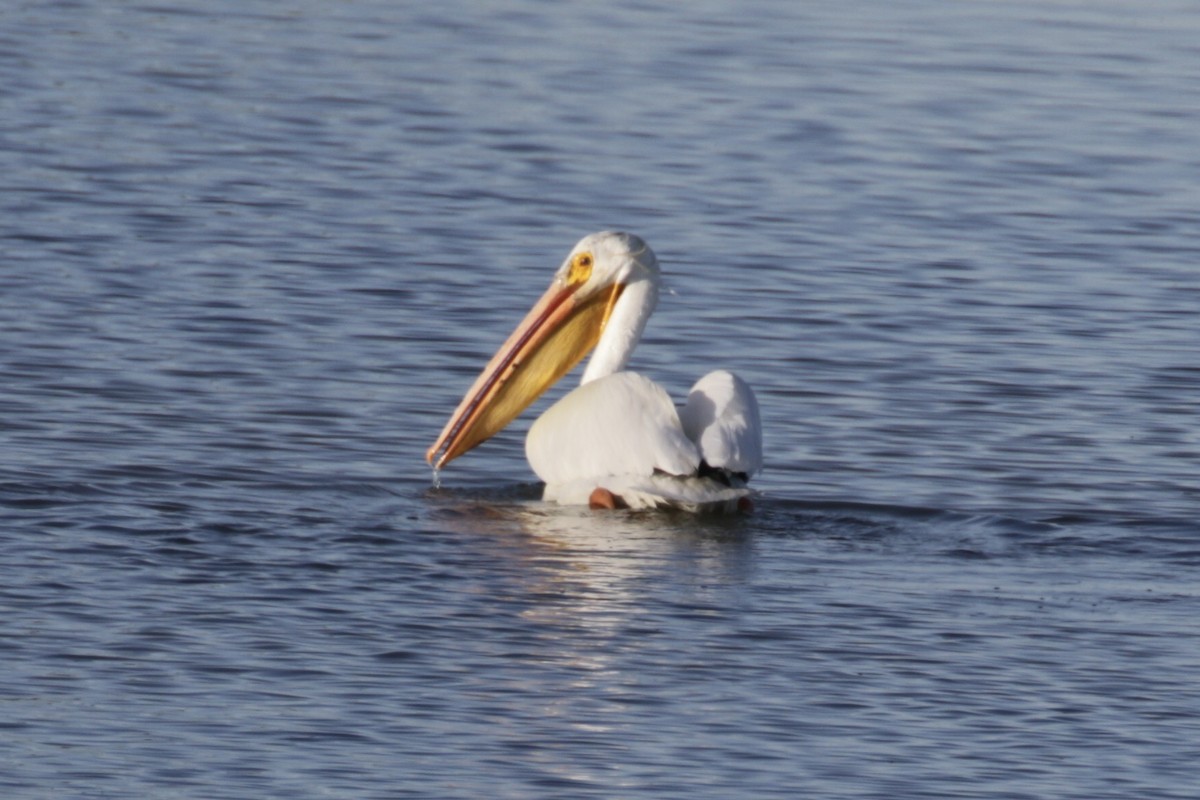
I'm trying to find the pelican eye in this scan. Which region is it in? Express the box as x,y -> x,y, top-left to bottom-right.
567,252 -> 593,286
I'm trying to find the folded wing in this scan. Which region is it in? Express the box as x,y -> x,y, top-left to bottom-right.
680,369 -> 763,479
526,371 -> 701,486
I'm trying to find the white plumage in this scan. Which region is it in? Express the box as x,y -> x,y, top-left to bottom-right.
428,232 -> 763,512
527,371 -> 700,485
681,370 -> 763,478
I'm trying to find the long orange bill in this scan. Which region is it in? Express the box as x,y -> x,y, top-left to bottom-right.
426,280 -> 624,469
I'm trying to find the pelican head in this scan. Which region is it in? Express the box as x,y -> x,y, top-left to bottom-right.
427,231 -> 661,469
566,231 -> 658,291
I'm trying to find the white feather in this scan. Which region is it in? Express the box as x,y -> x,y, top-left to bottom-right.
544,473 -> 751,513
680,369 -> 764,477
527,371 -> 700,486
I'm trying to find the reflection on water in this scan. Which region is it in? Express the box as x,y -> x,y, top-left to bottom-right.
415,495 -> 777,791
428,493 -> 757,624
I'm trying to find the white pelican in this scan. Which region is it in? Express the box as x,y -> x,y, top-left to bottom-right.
426,231 -> 763,512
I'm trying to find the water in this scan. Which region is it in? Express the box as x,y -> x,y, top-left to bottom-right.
3,0 -> 1200,797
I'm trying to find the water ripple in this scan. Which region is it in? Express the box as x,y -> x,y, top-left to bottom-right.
4,1 -> 1200,798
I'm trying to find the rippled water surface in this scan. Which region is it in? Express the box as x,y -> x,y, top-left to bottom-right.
4,1 -> 1200,797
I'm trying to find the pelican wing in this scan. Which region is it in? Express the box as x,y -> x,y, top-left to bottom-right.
526,371 -> 700,486
680,370 -> 763,478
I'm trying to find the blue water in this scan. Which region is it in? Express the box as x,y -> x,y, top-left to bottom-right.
3,1 -> 1200,797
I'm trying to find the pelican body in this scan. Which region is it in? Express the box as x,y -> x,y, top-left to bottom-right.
427,232 -> 762,512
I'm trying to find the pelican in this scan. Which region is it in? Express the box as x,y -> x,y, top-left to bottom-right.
426,231 -> 762,512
